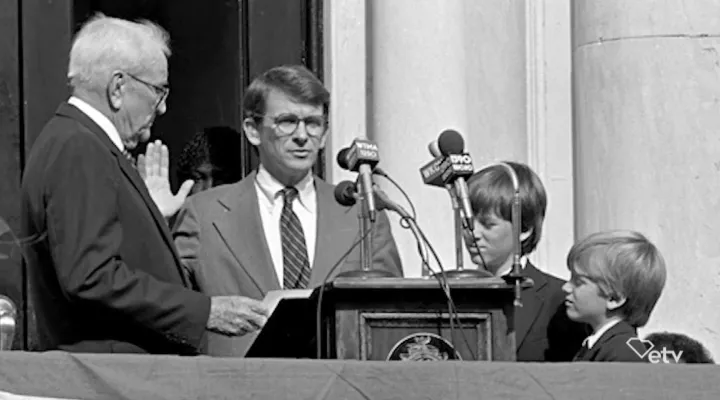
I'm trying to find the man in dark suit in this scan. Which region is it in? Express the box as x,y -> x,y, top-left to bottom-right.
173,65 -> 403,357
21,15 -> 267,354
464,161 -> 588,361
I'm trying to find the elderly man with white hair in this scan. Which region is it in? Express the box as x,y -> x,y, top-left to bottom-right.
20,14 -> 267,355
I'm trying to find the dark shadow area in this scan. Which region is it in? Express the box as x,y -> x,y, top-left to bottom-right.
74,0 -> 243,190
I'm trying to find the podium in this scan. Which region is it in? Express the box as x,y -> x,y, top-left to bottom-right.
246,277 -> 531,361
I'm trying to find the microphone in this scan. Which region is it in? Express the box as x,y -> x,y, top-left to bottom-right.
334,180 -> 410,218
420,137 -> 446,186
335,180 -> 429,268
338,151 -> 389,179
335,148 -> 351,170
336,139 -> 380,222
492,162 -> 525,307
420,129 -> 471,188
443,153 -> 474,230
436,130 -> 474,230
334,143 -> 392,280
428,140 -> 441,158
420,130 -> 492,280
419,157 -> 447,187
434,129 -> 465,157
334,180 -> 357,207
421,130 -> 475,229
0,295 -> 16,351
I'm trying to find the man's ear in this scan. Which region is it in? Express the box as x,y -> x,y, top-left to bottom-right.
243,117 -> 261,146
108,71 -> 124,111
606,294 -> 627,311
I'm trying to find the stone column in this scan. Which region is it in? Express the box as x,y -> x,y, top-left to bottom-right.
367,0 -> 527,276
323,0 -> 370,185
573,0 -> 720,356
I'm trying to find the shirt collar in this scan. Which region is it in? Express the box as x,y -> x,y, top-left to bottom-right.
68,96 -> 124,152
583,317 -> 622,349
498,256 -> 528,277
255,164 -> 315,211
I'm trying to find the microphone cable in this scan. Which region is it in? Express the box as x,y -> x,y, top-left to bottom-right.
374,173 -> 477,360
315,226 -> 374,359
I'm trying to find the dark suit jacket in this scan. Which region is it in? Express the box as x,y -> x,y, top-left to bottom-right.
172,171 -> 403,356
573,320 -> 648,362
515,263 -> 590,362
20,102 -> 211,354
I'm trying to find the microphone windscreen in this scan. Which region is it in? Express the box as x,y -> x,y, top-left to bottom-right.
336,148 -> 350,170
334,180 -> 357,206
428,140 -> 442,158
438,129 -> 464,156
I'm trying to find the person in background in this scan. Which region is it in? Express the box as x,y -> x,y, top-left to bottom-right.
176,126 -> 244,196
644,331 -> 714,364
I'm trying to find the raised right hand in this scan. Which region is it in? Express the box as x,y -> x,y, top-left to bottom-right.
206,296 -> 268,336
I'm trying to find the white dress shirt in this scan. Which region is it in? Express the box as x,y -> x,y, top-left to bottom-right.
498,256 -> 528,277
68,96 -> 124,151
583,317 -> 622,349
255,165 -> 317,283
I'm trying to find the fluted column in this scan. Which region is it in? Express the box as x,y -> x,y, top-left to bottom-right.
573,0 -> 720,356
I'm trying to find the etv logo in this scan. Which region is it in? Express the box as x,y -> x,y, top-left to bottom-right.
626,337 -> 683,363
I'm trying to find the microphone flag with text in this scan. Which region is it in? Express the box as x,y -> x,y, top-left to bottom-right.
334,138 -> 394,279
337,138 -> 380,223
418,129 -> 492,278
419,129 -> 474,229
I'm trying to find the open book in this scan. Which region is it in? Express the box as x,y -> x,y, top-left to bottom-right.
261,289 -> 314,316
244,289 -> 316,357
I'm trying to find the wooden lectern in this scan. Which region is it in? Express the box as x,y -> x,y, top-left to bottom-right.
319,277 -> 528,361
246,277 -> 530,361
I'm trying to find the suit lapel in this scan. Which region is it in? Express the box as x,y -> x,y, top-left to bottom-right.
309,179 -> 357,286
514,262 -> 548,347
213,173 -> 280,294
57,103 -> 189,286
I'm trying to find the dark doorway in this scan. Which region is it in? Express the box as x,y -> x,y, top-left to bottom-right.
72,0 -> 324,188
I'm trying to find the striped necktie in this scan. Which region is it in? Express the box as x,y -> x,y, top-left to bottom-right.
280,187 -> 311,289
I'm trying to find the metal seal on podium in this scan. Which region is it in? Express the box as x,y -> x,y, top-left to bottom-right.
386,333 -> 461,361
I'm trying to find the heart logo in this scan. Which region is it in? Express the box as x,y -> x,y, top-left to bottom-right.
626,337 -> 654,359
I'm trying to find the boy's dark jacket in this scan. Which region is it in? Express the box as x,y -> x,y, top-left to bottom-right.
515,262 -> 590,362
573,320 -> 647,362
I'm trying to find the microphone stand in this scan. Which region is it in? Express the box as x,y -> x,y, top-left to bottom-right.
360,190 -> 373,271
336,178 -> 394,279
496,162 -> 525,307
435,185 -> 492,279
451,193 -> 464,271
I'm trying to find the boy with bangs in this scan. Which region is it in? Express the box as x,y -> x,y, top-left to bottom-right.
464,161 -> 589,362
563,230 -> 667,362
